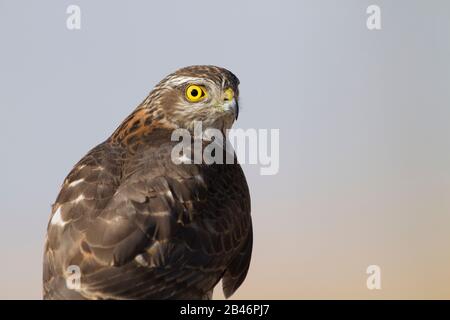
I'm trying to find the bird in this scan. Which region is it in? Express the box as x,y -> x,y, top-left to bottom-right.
43,65 -> 253,300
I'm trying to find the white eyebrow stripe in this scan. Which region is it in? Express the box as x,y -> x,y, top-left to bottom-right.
163,76 -> 214,87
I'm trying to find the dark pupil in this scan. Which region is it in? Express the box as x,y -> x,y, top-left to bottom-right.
191,89 -> 198,97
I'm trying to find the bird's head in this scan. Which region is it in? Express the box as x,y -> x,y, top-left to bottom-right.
111,66 -> 240,146
148,65 -> 240,133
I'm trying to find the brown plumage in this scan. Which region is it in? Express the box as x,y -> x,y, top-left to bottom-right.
43,65 -> 252,300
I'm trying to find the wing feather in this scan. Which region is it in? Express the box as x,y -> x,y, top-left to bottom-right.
44,136 -> 252,300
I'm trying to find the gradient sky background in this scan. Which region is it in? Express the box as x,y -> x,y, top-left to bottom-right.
0,0 -> 449,299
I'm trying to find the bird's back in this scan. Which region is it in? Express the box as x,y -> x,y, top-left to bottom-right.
43,132 -> 252,300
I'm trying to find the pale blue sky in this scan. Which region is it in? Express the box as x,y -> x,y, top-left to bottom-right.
0,0 -> 449,299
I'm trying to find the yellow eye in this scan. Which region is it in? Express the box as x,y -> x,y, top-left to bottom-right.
186,85 -> 207,102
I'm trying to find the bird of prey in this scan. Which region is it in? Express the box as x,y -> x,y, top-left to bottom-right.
43,65 -> 252,300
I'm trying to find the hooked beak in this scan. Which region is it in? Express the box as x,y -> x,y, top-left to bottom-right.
222,98 -> 239,120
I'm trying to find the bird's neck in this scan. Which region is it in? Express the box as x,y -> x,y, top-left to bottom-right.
109,106 -> 177,151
